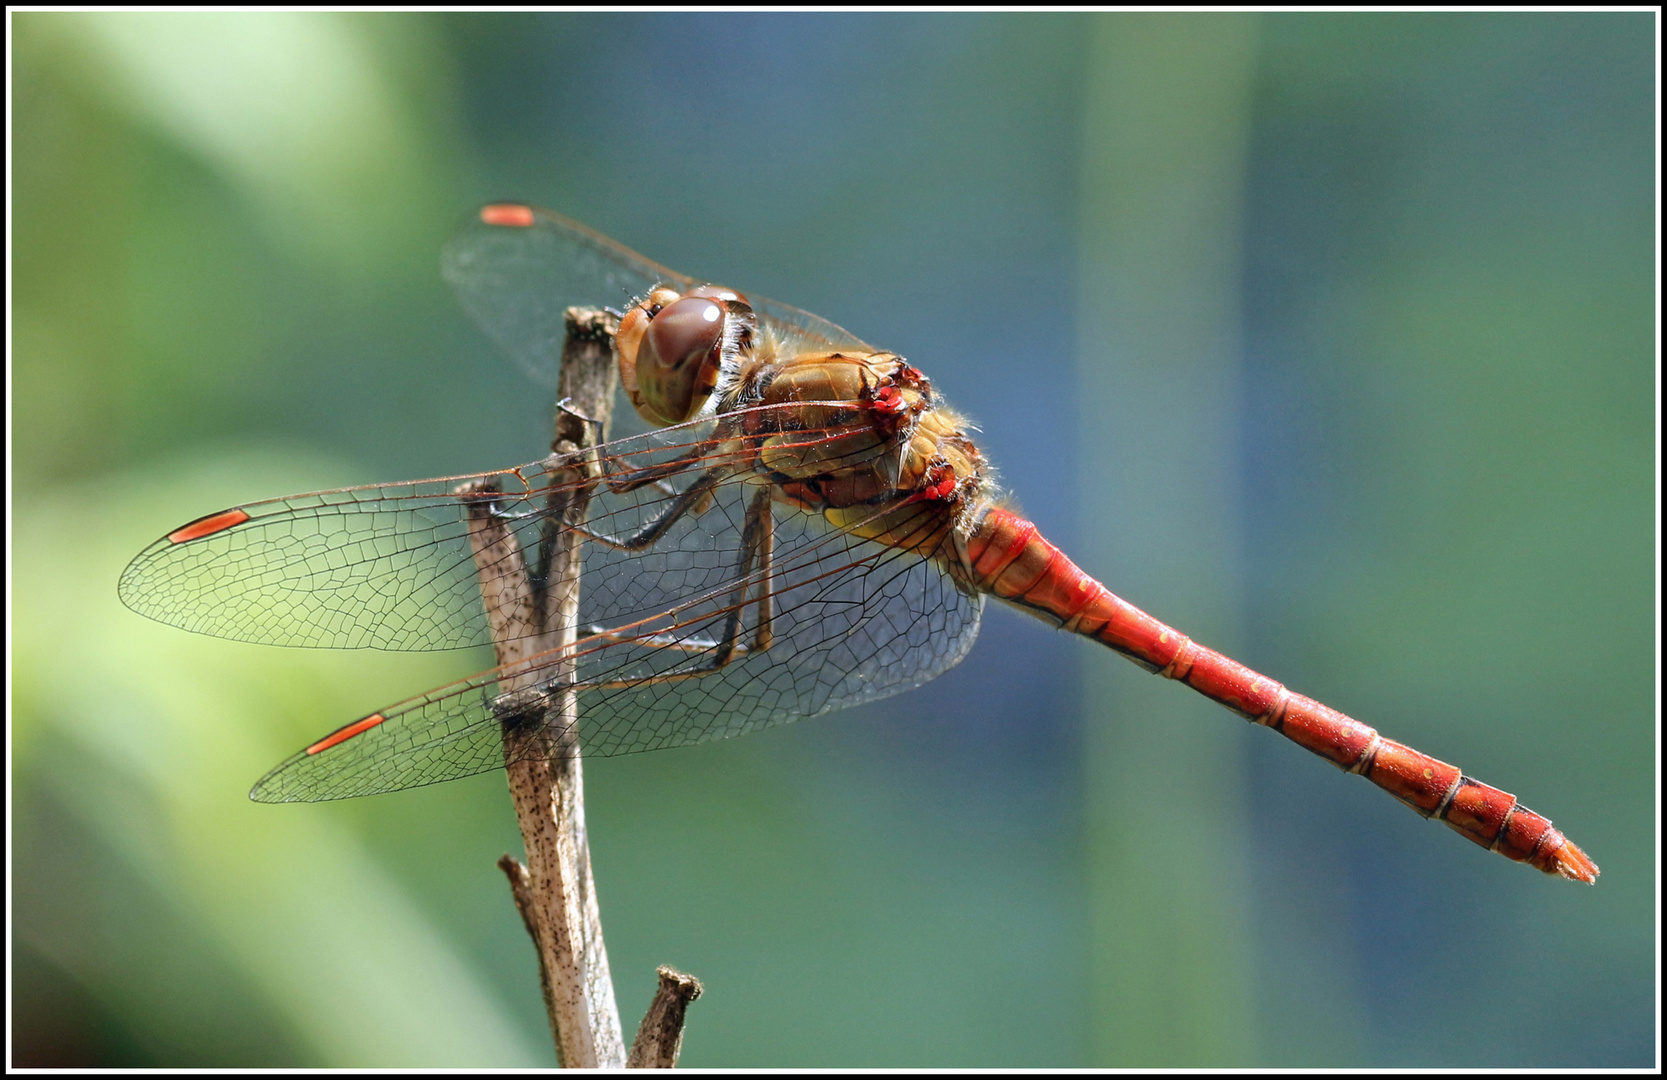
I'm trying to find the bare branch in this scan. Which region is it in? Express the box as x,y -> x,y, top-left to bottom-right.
465,309 -> 626,1068
497,854 -> 561,1040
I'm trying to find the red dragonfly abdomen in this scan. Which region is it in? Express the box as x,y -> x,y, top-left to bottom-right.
960,505 -> 1599,882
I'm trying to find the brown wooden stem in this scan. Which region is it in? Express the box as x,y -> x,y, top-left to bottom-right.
465,308 -> 624,1067
463,308 -> 700,1067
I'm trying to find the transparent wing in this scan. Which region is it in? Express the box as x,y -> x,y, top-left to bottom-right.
119,459 -> 545,651
122,396 -> 980,664
442,204 -> 872,386
119,405 -> 842,651
747,293 -> 874,359
249,494 -> 983,801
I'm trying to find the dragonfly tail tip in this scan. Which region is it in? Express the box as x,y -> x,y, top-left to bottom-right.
1552,838 -> 1600,884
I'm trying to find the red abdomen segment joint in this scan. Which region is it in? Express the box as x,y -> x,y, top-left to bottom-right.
961,507 -> 1598,882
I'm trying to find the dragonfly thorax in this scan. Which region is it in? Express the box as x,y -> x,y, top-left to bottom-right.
739,350 -> 991,558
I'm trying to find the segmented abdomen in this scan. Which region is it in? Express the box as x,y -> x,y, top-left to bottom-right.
957,504 -> 1597,882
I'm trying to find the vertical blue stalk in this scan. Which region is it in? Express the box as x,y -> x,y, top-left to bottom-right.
1077,12 -> 1261,1067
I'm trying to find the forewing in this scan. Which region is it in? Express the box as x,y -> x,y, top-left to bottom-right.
748,295 -> 873,356
442,205 -> 689,386
442,205 -> 873,386
119,407 -> 869,653
250,495 -> 983,801
118,465 -> 552,650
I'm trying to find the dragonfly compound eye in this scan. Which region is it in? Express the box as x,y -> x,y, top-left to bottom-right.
635,295 -> 727,426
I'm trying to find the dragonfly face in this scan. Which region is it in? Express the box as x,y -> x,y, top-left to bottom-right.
116,203 -> 1595,882
616,284 -> 754,426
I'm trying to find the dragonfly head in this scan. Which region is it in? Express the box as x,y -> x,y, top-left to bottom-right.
617,284 -> 754,426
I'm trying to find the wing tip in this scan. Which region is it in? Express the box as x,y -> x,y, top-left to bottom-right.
165,507 -> 252,545
481,203 -> 537,228
305,713 -> 387,756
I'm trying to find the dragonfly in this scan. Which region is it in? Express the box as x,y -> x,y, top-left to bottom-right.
119,203 -> 1598,883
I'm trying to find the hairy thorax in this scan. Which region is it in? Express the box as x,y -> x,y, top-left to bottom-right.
729,349 -> 988,556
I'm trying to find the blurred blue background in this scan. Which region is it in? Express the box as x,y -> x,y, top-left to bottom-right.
11,12 -> 1654,1067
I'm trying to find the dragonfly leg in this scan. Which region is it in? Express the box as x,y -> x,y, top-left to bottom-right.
583,624 -> 721,655
711,486 -> 776,665
748,485 -> 775,652
574,468 -> 729,552
581,486 -> 776,685
554,395 -> 604,434
598,451 -> 710,496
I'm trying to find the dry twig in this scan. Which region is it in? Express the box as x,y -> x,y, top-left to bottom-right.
628,967 -> 705,1068
463,308 -> 699,1067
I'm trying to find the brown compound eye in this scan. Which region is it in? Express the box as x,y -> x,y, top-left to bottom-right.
635,295 -> 727,425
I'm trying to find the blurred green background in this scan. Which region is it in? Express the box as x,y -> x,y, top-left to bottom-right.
10,12 -> 1654,1067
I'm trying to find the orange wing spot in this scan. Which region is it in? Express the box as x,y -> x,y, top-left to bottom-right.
306,714 -> 386,755
167,508 -> 251,544
481,203 -> 537,228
